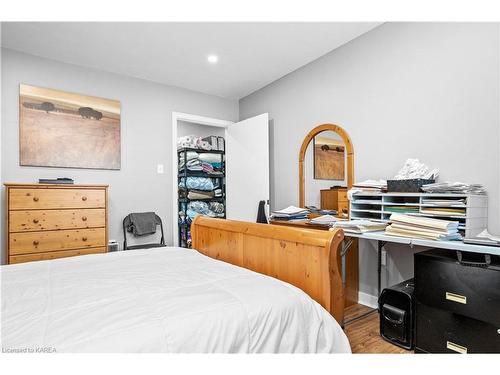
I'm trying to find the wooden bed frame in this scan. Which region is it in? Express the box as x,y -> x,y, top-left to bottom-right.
191,216 -> 345,325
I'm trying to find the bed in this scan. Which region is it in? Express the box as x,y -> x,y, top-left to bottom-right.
1,217 -> 350,353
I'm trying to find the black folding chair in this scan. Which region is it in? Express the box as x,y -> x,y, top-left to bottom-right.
123,213 -> 166,250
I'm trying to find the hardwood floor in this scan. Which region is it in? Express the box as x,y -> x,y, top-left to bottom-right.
344,304 -> 412,354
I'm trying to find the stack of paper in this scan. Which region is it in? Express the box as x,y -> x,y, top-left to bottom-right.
384,206 -> 420,214
385,214 -> 461,241
393,158 -> 439,180
331,220 -> 388,234
420,207 -> 466,216
421,198 -> 466,206
270,206 -> 309,221
309,215 -> 340,226
421,182 -> 486,195
349,180 -> 387,199
351,180 -> 387,192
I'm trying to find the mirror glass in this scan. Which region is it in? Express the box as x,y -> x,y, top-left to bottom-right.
304,130 -> 347,209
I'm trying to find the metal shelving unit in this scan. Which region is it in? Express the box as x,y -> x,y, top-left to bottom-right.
177,147 -> 226,248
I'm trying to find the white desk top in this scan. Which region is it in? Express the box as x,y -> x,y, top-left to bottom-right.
346,231 -> 500,256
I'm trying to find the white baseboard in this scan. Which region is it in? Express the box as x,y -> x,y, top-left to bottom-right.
357,291 -> 378,309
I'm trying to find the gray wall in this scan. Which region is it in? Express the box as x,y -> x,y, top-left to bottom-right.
1,48 -> 238,264
177,120 -> 225,138
240,23 -> 500,302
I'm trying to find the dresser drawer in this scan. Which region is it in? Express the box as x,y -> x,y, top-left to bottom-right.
9,188 -> 106,210
416,303 -> 500,353
338,191 -> 348,202
9,247 -> 107,264
415,249 -> 500,325
9,209 -> 106,232
9,228 -> 106,255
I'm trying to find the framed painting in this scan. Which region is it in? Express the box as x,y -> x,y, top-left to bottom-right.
19,84 -> 121,170
313,134 -> 345,180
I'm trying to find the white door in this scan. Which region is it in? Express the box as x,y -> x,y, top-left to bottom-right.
225,113 -> 270,222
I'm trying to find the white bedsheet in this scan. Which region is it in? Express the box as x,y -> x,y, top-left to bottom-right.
1,247 -> 350,353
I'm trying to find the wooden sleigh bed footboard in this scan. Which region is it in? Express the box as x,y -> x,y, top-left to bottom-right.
191,216 -> 345,325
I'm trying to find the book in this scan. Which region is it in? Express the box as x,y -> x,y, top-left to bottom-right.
39,178 -> 74,184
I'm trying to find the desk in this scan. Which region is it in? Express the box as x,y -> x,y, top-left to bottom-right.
271,219 -> 500,322
345,231 -> 500,299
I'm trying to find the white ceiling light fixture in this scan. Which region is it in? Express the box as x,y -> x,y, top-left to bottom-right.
207,54 -> 218,64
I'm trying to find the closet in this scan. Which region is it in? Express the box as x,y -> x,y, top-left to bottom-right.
177,122 -> 226,247
174,114 -> 270,248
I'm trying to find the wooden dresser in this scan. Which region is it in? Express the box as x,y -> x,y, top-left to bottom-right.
5,183 -> 108,264
320,187 -> 349,218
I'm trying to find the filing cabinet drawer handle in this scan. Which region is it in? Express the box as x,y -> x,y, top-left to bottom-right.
33,240 -> 39,246
446,292 -> 467,305
82,237 -> 88,242
82,196 -> 87,201
82,216 -> 87,221
446,341 -> 467,354
33,197 -> 39,202
33,219 -> 39,224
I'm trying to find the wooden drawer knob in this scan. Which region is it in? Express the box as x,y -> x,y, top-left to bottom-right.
33,219 -> 39,224
33,197 -> 39,202
82,196 -> 87,201
82,216 -> 88,221
82,237 -> 88,242
33,240 -> 39,246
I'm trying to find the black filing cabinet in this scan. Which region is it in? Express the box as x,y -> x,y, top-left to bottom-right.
415,249 -> 500,353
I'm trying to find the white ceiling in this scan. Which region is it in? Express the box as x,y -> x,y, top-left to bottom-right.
1,22 -> 381,99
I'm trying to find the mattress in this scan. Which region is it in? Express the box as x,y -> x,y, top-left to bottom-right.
1,247 -> 351,353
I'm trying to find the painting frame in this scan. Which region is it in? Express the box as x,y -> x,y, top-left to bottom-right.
19,84 -> 121,170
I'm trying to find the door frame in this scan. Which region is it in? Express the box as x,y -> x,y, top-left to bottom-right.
171,112 -> 233,246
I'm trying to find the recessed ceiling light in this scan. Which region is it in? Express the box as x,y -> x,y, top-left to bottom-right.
207,54 -> 218,64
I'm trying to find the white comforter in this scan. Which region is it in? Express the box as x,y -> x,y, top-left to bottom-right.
1,247 -> 350,353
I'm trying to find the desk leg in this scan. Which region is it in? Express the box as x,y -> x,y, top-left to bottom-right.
378,241 -> 382,298
377,241 -> 387,299
341,238 -> 353,290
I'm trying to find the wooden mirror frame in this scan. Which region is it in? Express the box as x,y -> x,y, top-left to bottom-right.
299,124 -> 354,207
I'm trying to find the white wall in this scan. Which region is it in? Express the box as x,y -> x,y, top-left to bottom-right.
240,23 -> 500,301
1,48 -> 238,263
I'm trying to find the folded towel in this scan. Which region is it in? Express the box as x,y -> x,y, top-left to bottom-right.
199,153 -> 222,163
188,190 -> 215,200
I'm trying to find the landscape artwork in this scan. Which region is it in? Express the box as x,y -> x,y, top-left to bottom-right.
313,135 -> 345,180
19,84 -> 121,170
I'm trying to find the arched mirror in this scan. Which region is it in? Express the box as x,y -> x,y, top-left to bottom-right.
299,124 -> 354,215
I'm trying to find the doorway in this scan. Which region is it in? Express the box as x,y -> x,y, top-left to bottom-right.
172,112 -> 232,247
172,111 -> 271,247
